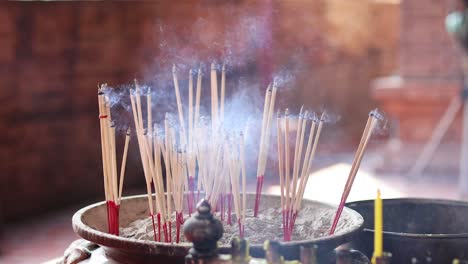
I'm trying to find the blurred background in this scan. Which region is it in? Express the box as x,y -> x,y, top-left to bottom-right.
0,0 -> 464,262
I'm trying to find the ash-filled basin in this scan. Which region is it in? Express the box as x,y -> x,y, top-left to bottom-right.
73,193 -> 363,264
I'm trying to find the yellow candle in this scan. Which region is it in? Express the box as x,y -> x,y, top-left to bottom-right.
372,189 -> 383,263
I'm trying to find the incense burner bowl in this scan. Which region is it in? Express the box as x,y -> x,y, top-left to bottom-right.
347,198 -> 468,263
72,193 -> 363,264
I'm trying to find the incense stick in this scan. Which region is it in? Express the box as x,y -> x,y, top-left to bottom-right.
195,67 -> 202,127
147,92 -> 153,160
220,64 -> 226,123
239,133 -> 247,237
187,69 -> 196,215
290,108 -> 305,219
275,109 -> 326,240
329,110 -> 380,235
284,109 -> 291,240
295,113 -> 324,212
118,128 -> 131,203
211,63 -> 218,130
172,65 -> 187,145
130,85 -> 157,241
276,112 -> 286,237
254,85 -> 272,217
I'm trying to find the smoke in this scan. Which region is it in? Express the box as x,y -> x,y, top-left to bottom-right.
96,2 -> 390,180
140,4 -> 272,81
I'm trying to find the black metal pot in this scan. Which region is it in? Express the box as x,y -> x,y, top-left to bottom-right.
346,198 -> 468,263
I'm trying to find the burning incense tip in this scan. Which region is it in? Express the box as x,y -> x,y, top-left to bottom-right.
320,112 -> 326,122
370,108 -> 384,120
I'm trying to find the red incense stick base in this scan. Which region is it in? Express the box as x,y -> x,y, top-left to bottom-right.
329,200 -> 345,235
220,193 -> 225,222
107,201 -> 120,236
227,193 -> 232,225
157,213 -> 162,242
115,204 -> 120,236
150,214 -> 157,242
238,219 -> 244,238
254,175 -> 264,217
290,211 -> 298,233
176,211 -> 184,243
163,222 -> 168,243
168,221 -> 172,243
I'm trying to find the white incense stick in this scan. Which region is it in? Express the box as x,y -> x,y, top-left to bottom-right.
276,113 -> 285,219
239,133 -> 247,225
118,128 -> 131,203
296,113 -> 324,211
211,63 -> 218,130
172,65 -> 187,144
284,109 -> 291,215
194,67 -> 202,128
256,86 -> 272,176
188,69 -> 194,150
290,108 -> 305,210
147,92 -> 153,159
220,64 -> 226,123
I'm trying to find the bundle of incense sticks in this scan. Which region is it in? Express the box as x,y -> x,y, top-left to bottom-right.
329,109 -> 381,235
98,85 -> 131,236
172,63 -> 248,225
276,109 -> 325,241
172,65 -> 205,216
129,82 -> 161,242
254,84 -> 278,217
99,64 -> 277,243
129,69 -> 232,243
227,133 -> 248,236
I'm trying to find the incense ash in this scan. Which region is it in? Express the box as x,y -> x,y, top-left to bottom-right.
120,207 -> 354,245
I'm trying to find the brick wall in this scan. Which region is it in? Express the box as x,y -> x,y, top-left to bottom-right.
400,0 -> 460,79
0,2 -> 151,221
